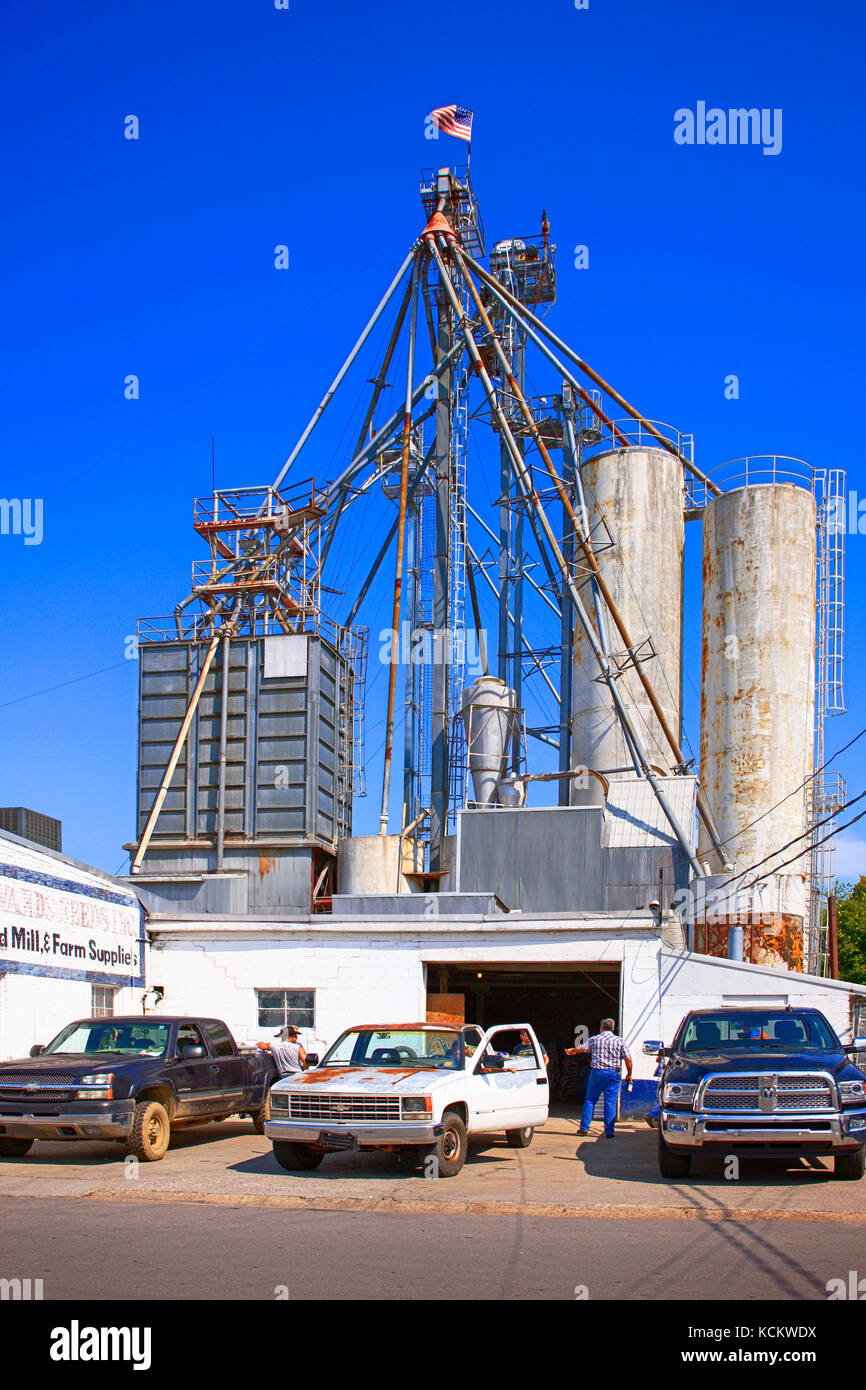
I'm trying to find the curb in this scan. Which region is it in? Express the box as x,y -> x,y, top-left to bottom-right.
74,1187 -> 866,1224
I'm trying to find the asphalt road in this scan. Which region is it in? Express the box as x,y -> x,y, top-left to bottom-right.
2,1196 -> 863,1300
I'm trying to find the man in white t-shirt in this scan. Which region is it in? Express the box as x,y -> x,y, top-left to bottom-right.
257,1025 -> 306,1076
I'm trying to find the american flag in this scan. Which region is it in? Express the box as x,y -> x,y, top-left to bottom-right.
430,105 -> 474,143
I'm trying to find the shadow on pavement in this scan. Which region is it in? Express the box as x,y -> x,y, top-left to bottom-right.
230,1138 -> 511,1180
571,1125 -> 834,1187
0,1119 -> 261,1167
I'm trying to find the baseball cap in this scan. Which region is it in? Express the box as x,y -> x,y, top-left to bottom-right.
274,1025 -> 298,1040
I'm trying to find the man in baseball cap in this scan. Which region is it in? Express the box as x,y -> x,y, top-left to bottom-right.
257,1024 -> 306,1076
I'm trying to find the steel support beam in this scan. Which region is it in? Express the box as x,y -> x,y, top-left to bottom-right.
427,236 -> 704,877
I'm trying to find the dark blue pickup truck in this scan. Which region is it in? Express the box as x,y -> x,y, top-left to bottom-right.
0,1015 -> 276,1162
658,1006 -> 866,1181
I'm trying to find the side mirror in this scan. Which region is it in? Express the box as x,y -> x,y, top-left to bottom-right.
844,1039 -> 866,1053
30,1044 -> 45,1058
481,1053 -> 505,1071
180,1044 -> 206,1060
305,1054 -> 319,1067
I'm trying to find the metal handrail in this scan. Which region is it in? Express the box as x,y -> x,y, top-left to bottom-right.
712,455 -> 814,491
582,417 -> 695,464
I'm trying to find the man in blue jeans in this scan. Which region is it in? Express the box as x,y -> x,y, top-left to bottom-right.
565,1019 -> 632,1138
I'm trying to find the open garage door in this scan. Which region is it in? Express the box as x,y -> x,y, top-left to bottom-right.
425,961 -> 621,1099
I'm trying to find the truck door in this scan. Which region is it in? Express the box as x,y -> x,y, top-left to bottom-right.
200,1020 -> 247,1112
174,1022 -> 215,1117
469,1026 -> 548,1130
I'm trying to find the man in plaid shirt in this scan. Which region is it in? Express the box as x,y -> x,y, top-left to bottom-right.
565,1018 -> 633,1138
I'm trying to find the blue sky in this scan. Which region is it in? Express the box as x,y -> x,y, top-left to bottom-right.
2,0 -> 865,878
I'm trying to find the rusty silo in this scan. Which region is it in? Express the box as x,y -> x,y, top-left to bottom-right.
571,445 -> 685,780
698,470 -> 816,968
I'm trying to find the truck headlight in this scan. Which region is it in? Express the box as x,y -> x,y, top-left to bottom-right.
269,1092 -> 289,1111
663,1082 -> 697,1106
76,1074 -> 114,1100
401,1097 -> 432,1117
839,1080 -> 866,1104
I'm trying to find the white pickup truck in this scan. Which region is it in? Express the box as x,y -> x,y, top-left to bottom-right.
265,1021 -> 549,1177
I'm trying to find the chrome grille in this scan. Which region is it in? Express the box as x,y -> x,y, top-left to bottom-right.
702,1087 -> 757,1111
287,1092 -> 401,1123
702,1073 -> 834,1113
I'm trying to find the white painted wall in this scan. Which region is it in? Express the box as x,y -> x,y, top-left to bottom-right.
657,947 -> 866,1045
146,917 -> 866,1079
0,973 -> 146,1061
149,919 -> 663,1078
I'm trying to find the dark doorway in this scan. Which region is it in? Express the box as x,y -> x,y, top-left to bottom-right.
425,961 -> 621,1101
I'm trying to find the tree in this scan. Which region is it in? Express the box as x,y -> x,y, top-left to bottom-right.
835,878 -> 866,986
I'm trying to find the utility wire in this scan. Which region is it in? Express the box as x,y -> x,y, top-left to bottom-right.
714,723 -> 866,854
0,660 -> 131,711
744,806 -> 866,891
711,787 -> 866,896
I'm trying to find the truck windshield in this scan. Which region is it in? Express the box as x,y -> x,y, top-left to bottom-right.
43,1022 -> 170,1058
679,1012 -> 838,1052
321,1028 -> 464,1069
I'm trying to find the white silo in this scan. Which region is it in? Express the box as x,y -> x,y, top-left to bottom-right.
699,479 -> 816,966
571,446 -> 685,778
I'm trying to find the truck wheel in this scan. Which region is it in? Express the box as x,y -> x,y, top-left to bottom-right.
834,1148 -> 866,1180
506,1126 -> 534,1148
273,1142 -> 324,1171
127,1100 -> 171,1162
657,1131 -> 691,1179
423,1110 -> 467,1178
0,1137 -> 33,1158
250,1111 -> 266,1135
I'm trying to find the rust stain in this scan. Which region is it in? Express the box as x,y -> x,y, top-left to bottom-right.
292,1067 -> 365,1084
694,915 -> 803,972
258,853 -> 276,878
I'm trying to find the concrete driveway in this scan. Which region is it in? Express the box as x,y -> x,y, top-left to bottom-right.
1,1104 -> 862,1222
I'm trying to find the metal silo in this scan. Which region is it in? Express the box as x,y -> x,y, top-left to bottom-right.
460,676 -> 520,807
698,473 -> 816,966
571,446 -> 685,778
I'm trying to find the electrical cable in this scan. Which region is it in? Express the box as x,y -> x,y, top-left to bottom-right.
0,660 -> 132,711
712,787 -> 866,896
744,805 -> 866,891
714,723 -> 866,855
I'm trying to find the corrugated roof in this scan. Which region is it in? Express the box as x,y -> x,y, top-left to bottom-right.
604,776 -> 698,849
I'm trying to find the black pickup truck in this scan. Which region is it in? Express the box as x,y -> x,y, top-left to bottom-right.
0,1015 -> 276,1162
658,1006 -> 866,1181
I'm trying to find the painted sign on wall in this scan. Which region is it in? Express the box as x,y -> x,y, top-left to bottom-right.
0,859 -> 145,987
